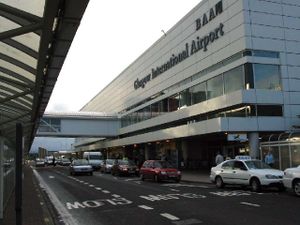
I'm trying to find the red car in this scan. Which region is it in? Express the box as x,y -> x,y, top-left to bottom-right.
140,160 -> 181,182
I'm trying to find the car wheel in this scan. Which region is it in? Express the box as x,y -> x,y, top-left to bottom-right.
215,176 -> 224,188
140,173 -> 145,181
250,178 -> 261,192
70,171 -> 73,176
293,180 -> 300,197
175,178 -> 180,183
90,172 -> 93,176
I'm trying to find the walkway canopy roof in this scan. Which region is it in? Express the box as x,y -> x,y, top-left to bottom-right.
0,0 -> 89,151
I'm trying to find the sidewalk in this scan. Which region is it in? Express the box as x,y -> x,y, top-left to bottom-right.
0,165 -> 56,225
0,166 -> 210,225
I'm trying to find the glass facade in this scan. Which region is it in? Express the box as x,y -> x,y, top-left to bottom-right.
121,61 -> 282,128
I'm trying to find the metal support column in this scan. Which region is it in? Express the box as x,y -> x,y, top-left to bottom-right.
15,123 -> 23,225
0,137 -> 4,219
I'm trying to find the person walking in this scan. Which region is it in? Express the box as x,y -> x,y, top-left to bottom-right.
215,151 -> 224,165
264,150 -> 274,167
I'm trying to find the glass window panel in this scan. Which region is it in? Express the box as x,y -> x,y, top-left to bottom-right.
179,89 -> 191,108
151,102 -> 160,118
168,94 -> 179,112
280,145 -> 290,170
265,146 -> 279,169
254,64 -> 281,90
256,105 -> 282,116
253,50 -> 279,58
159,99 -> 169,114
190,82 -> 206,104
224,66 -> 244,94
143,105 -> 151,120
207,75 -> 223,99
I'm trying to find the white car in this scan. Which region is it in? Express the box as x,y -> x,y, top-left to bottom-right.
210,156 -> 284,192
283,166 -> 300,197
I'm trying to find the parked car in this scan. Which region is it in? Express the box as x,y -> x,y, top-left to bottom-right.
139,160 -> 181,182
283,165 -> 300,197
210,156 -> 284,192
100,159 -> 114,173
60,158 -> 71,166
35,158 -> 45,167
111,160 -> 139,176
69,159 -> 93,176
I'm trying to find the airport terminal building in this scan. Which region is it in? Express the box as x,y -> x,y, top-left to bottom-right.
77,0 -> 300,169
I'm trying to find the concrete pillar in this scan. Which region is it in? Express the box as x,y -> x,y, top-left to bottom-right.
248,132 -> 259,159
181,140 -> 188,168
145,145 -> 150,160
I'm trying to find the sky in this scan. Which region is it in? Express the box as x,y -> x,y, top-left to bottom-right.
45,0 -> 202,112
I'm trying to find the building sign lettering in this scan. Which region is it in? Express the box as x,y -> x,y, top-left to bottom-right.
134,1 -> 224,90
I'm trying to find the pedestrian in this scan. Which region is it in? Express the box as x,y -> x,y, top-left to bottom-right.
215,151 -> 224,165
264,150 -> 274,167
52,156 -> 56,167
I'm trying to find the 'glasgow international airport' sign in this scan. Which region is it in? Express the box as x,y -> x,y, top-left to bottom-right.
134,0 -> 224,90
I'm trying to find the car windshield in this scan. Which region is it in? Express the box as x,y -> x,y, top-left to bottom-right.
156,160 -> 173,168
73,159 -> 89,166
106,159 -> 114,165
245,160 -> 271,169
89,155 -> 101,160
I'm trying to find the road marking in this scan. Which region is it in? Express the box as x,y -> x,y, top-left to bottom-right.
162,183 -> 209,188
79,181 -> 84,183
95,187 -> 102,190
89,184 -> 95,187
49,176 -> 55,179
138,205 -> 153,210
170,189 -> 180,192
240,202 -> 260,207
160,213 -> 180,221
172,218 -> 203,225
112,194 -> 121,198
84,182 -> 89,185
102,190 -> 110,194
135,181 -> 142,185
33,169 -> 80,225
210,191 -> 251,197
113,177 -> 118,180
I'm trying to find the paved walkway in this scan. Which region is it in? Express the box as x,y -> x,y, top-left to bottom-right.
0,166 -> 210,225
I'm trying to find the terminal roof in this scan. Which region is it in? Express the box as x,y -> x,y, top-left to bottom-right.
0,0 -> 89,151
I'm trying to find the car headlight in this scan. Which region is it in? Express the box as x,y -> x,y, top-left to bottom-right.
177,171 -> 181,175
160,171 -> 167,175
265,174 -> 279,179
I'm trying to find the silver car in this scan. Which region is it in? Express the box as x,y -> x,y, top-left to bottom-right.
210,156 -> 284,192
70,159 -> 93,176
283,165 -> 300,197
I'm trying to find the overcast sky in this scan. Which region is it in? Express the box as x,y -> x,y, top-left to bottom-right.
45,0 -> 201,112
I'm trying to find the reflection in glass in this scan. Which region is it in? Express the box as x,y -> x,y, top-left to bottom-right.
224,66 -> 244,94
291,145 -> 300,167
207,75 -> 223,100
253,64 -> 281,90
179,89 -> 191,108
190,82 -> 206,104
168,94 -> 179,112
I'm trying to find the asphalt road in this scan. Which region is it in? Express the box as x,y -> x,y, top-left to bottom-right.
34,166 -> 300,225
